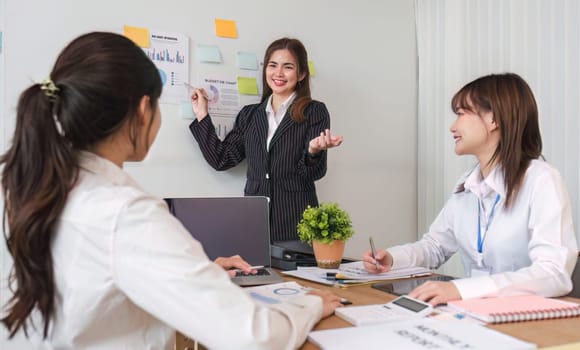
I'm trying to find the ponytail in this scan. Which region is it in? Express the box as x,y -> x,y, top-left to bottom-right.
1,32 -> 161,339
2,81 -> 78,338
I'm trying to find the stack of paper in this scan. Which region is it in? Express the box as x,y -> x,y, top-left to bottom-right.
282,261 -> 432,287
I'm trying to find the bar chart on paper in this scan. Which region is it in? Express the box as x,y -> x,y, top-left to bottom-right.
145,48 -> 185,63
142,30 -> 189,104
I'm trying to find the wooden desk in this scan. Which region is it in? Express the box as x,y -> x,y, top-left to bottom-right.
175,275 -> 580,349
284,275 -> 580,350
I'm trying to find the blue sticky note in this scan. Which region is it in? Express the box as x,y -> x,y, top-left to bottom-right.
196,44 -> 221,63
236,51 -> 258,70
180,101 -> 195,120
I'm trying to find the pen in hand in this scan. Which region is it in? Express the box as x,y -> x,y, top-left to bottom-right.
183,82 -> 211,100
369,237 -> 380,270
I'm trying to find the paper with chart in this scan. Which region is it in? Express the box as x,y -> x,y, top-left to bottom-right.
245,281 -> 309,305
142,30 -> 189,104
283,261 -> 432,286
195,75 -> 242,140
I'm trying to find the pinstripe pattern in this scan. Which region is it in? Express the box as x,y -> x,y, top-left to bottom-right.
189,99 -> 330,241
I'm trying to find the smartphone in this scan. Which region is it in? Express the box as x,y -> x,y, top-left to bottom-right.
372,275 -> 455,296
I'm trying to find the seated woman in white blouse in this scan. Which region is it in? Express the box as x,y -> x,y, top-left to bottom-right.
0,32 -> 342,350
363,73 -> 578,305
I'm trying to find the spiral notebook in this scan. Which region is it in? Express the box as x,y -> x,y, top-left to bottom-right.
447,295 -> 580,324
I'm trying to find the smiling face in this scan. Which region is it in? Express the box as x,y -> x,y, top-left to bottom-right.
449,102 -> 499,165
265,49 -> 305,101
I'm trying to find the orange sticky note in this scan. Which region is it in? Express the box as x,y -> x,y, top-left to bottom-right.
215,19 -> 237,38
123,25 -> 150,48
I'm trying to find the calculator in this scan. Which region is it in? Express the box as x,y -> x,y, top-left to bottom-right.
335,295 -> 433,326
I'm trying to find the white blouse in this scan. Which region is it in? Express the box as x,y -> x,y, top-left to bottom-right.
266,92 -> 296,149
32,151 -> 322,350
389,159 -> 578,299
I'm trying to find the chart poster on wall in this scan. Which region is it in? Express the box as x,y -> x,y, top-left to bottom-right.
197,75 -> 241,140
143,30 -> 189,104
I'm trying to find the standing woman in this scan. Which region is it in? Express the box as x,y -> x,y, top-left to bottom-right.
363,73 -> 578,305
1,32 -> 341,349
190,38 -> 343,242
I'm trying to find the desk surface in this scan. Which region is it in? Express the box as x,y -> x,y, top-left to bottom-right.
284,275 -> 580,350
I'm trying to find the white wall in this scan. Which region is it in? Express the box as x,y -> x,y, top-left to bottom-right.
0,0 -> 418,347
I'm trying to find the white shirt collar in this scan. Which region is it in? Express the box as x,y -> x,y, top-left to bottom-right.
265,92 -> 297,114
78,150 -> 139,188
464,164 -> 505,200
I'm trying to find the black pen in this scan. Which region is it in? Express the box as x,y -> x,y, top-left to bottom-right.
369,237 -> 380,270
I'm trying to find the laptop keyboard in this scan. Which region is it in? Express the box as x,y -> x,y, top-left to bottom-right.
235,268 -> 271,277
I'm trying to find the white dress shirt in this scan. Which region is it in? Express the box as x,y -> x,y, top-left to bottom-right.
389,159 -> 578,300
33,151 -> 322,350
266,92 -> 296,149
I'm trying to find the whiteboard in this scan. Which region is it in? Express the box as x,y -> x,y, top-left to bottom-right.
0,0 -> 417,261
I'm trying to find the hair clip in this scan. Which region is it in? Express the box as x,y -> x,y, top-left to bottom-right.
40,78 -> 60,100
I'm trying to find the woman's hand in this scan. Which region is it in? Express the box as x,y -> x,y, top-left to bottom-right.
306,289 -> 344,318
214,255 -> 257,278
362,248 -> 393,274
408,281 -> 461,306
190,88 -> 209,121
308,129 -> 343,155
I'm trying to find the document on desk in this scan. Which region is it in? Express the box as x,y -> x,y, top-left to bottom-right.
282,261 -> 432,286
308,318 -> 537,350
244,281 -> 309,305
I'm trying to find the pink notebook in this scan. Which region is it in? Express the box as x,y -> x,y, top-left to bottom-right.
448,295 -> 580,324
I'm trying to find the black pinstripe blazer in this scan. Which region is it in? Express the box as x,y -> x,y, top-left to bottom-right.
189,99 -> 330,241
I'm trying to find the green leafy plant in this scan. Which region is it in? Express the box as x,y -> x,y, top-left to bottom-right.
297,202 -> 354,245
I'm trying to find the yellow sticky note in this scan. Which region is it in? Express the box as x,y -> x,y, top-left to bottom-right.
123,25 -> 150,48
215,19 -> 237,38
308,60 -> 315,77
237,77 -> 259,95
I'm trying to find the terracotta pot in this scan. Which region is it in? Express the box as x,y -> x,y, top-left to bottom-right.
312,240 -> 345,269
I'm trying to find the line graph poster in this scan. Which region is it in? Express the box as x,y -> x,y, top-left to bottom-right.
143,30 -> 189,104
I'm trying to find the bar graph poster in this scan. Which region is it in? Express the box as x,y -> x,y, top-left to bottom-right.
197,75 -> 242,140
143,30 -> 189,104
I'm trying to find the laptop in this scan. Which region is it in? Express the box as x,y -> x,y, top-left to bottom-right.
165,196 -> 284,286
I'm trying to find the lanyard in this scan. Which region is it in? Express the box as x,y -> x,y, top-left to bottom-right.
477,194 -> 500,253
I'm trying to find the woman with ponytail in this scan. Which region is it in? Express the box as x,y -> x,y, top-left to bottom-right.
1,32 -> 341,349
190,38 -> 343,242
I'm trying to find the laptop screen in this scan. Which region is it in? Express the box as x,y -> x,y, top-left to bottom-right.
165,196 -> 272,267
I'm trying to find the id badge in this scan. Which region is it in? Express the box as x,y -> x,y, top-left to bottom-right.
470,263 -> 492,277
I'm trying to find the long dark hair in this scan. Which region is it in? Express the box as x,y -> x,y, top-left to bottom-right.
260,37 -> 311,123
1,32 -> 162,338
452,73 -> 542,207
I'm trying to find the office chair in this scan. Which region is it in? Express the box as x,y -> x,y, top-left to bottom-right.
568,252 -> 580,298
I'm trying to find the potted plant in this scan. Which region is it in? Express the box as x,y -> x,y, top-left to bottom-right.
297,202 -> 354,269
